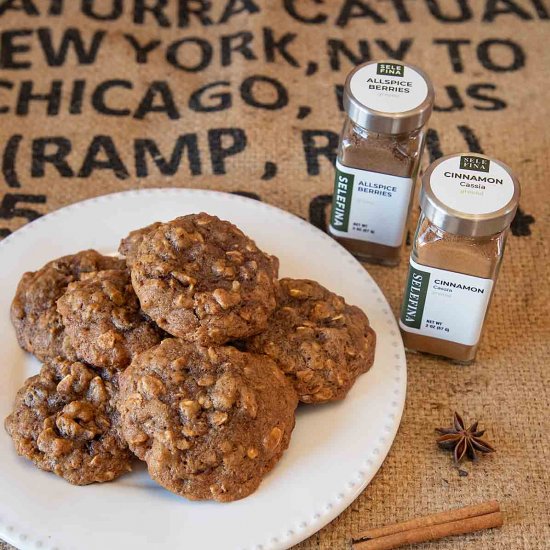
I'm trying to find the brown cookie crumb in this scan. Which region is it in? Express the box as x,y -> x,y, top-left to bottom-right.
117,338 -> 297,501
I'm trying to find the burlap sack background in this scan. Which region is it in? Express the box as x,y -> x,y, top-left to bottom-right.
1,1 -> 549,548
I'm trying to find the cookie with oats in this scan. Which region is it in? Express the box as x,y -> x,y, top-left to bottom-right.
11,250 -> 125,362
117,338 -> 297,502
57,269 -> 163,371
4,358 -> 133,485
129,213 -> 279,344
245,278 -> 376,404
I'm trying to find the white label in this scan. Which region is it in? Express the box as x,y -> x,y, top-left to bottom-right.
349,62 -> 428,114
330,160 -> 413,247
430,155 -> 515,214
399,258 -> 494,346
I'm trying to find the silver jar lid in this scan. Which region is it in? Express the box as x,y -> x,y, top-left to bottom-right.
343,60 -> 434,134
420,153 -> 520,236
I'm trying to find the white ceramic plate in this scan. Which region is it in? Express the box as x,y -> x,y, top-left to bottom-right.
0,189 -> 406,550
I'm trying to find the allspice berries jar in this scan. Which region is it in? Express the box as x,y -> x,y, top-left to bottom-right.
399,153 -> 520,363
329,60 -> 434,266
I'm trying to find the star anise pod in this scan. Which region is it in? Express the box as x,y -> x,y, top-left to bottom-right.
436,412 -> 496,464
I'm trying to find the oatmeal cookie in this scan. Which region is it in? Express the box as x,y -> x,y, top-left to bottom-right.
118,222 -> 163,267
57,269 -> 163,371
4,358 -> 133,485
117,338 -> 297,502
11,250 -> 125,362
245,278 -> 376,404
130,213 -> 279,344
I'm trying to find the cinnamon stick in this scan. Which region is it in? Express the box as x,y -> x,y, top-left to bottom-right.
351,501 -> 503,550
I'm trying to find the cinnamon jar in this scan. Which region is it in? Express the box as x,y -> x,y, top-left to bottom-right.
399,153 -> 520,363
329,60 -> 434,266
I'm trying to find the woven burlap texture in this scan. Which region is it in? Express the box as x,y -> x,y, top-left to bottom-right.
1,2 -> 548,549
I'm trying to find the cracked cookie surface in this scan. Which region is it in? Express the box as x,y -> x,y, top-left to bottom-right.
129,214 -> 279,344
11,250 -> 125,362
117,338 -> 297,502
245,278 -> 376,404
4,358 -> 133,485
57,269 -> 163,371
119,222 -> 163,267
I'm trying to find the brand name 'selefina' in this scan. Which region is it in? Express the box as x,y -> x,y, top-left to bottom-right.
459,156 -> 490,173
376,62 -> 404,77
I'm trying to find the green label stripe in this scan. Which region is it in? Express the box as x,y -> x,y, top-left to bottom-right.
400,264 -> 431,329
330,167 -> 354,232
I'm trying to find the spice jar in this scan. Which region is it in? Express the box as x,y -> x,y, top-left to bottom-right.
399,153 -> 520,363
329,60 -> 434,265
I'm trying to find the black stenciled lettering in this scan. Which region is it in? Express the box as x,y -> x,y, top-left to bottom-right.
0,193 -> 46,223
425,129 -> 443,163
0,0 -> 38,16
92,80 -> 132,116
263,27 -> 299,67
135,136 -> 201,177
240,75 -> 288,111
123,34 -> 161,63
334,84 -> 344,111
2,134 -> 22,187
134,81 -> 180,120
69,79 -> 85,114
530,0 -> 549,19
221,32 -> 256,67
82,0 -> 123,20
16,80 -> 62,115
375,38 -> 412,60
166,37 -> 212,72
425,0 -> 472,22
336,0 -> 386,27
208,128 -> 247,175
189,81 -> 231,112
134,0 -> 170,27
283,0 -> 327,24
78,135 -> 129,179
31,137 -> 74,177
327,39 -> 370,71
48,0 -> 63,15
178,0 -> 213,27
477,39 -> 525,72
0,79 -> 14,113
301,130 -> 339,176
0,29 -> 33,69
37,27 -> 105,66
383,0 -> 412,22
219,0 -> 259,23
309,194 -> 333,231
434,86 -> 464,112
483,0 -> 533,22
458,125 -> 483,153
433,38 -> 470,73
467,83 -> 507,111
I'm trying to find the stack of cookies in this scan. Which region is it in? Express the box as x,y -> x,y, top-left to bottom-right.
5,213 -> 376,502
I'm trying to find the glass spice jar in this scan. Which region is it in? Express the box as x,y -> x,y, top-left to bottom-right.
399,153 -> 521,363
329,60 -> 434,266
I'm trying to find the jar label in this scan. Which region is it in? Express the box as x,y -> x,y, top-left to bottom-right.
329,160 -> 413,247
399,258 -> 494,346
349,62 -> 428,113
429,155 -> 515,214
